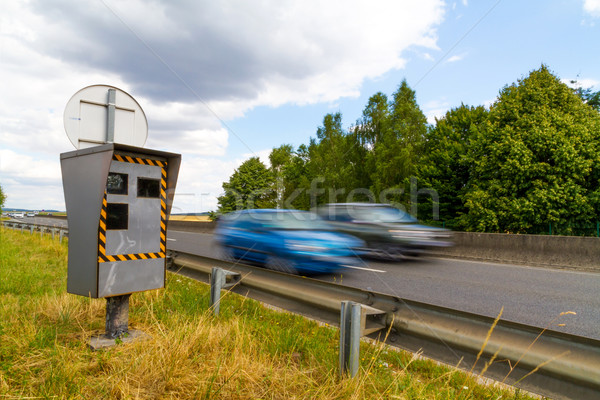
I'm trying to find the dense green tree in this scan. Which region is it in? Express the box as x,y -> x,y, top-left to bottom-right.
355,92 -> 390,148
269,144 -> 294,208
216,157 -> 275,215
371,80 -> 428,205
284,144 -> 314,210
460,65 -> 600,233
417,104 -> 489,226
570,80 -> 600,112
0,184 -> 6,212
351,92 -> 389,197
267,144 -> 315,210
580,88 -> 600,112
306,113 -> 357,205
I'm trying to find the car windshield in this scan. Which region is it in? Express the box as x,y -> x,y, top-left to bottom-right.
355,206 -> 417,223
257,211 -> 331,230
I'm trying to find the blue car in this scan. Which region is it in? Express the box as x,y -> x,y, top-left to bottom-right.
214,209 -> 364,275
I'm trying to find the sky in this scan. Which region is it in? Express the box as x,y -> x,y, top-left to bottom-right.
1,0 -> 599,213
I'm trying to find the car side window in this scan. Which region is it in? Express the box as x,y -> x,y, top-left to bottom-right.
245,220 -> 266,232
331,208 -> 352,222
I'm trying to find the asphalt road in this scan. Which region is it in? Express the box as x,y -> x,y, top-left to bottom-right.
167,230 -> 600,340
7,216 -> 69,228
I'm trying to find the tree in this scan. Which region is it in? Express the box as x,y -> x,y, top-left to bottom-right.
417,104 -> 488,226
306,113 -> 357,204
351,92 -> 390,197
584,89 -> 600,111
0,184 -> 6,212
460,65 -> 600,233
269,144 -> 294,208
355,92 -> 390,149
216,157 -> 275,215
570,79 -> 600,112
370,80 -> 428,205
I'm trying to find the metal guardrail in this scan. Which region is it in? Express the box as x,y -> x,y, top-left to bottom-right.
169,251 -> 600,400
2,220 -> 69,242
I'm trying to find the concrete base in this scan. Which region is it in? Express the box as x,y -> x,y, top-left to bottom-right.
89,329 -> 149,350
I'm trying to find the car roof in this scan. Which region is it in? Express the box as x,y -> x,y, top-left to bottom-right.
322,203 -> 394,207
236,208 -> 307,213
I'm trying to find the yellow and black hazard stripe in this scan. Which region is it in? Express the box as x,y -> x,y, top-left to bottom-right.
160,165 -> 167,253
98,251 -> 166,263
97,154 -> 168,263
98,191 -> 108,258
112,153 -> 166,168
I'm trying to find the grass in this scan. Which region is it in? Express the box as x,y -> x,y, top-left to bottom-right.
0,227 -> 537,399
168,215 -> 212,222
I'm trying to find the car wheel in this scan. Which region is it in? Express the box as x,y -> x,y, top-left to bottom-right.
266,256 -> 298,275
385,245 -> 405,260
368,242 -> 404,261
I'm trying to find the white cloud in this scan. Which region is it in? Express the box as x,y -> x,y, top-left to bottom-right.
423,99 -> 451,124
0,149 -> 64,210
421,52 -> 435,61
445,53 -> 466,63
584,0 -> 600,17
169,156 -> 239,213
562,77 -> 600,89
170,148 -> 273,213
483,98 -> 497,109
0,0 -> 446,212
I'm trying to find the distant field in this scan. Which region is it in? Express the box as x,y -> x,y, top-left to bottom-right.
169,214 -> 211,222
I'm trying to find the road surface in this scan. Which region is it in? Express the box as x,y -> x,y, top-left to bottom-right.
167,230 -> 600,340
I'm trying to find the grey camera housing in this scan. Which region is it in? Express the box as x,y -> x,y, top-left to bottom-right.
60,143 -> 181,298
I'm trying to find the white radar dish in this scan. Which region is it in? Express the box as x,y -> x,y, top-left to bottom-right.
64,84 -> 148,149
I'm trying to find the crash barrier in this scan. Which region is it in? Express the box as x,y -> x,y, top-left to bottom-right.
432,231 -> 600,272
167,220 -> 600,272
2,221 -> 69,243
170,251 -> 600,400
167,219 -> 217,233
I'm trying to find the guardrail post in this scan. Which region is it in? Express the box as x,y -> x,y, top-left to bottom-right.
340,300 -> 361,378
30,225 -> 34,235
40,227 -> 44,238
20,224 -> 24,233
59,230 -> 64,244
210,267 -> 241,316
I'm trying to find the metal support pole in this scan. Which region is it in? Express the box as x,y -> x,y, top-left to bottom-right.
210,267 -> 241,316
340,300 -> 361,378
59,230 -> 64,244
20,224 -> 24,233
105,294 -> 130,338
107,88 -> 116,143
51,228 -> 56,240
30,225 -> 34,235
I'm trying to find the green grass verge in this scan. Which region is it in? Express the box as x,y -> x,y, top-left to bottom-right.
0,227 -> 536,399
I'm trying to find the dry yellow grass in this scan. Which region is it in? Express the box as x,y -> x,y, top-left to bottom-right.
168,215 -> 211,222
0,227 -> 537,399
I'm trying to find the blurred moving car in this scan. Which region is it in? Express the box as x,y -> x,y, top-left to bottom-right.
315,203 -> 452,260
215,209 -> 364,275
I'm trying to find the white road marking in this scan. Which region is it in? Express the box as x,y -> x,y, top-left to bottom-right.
167,238 -> 177,241
341,264 -> 386,273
